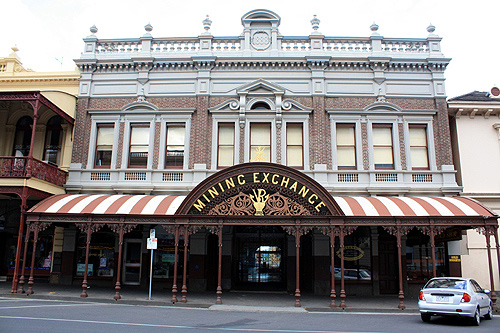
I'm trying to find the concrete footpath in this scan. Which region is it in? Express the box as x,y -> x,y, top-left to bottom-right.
0,281 -> 422,313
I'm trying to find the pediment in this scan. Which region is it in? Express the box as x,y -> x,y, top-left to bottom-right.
236,79 -> 286,96
209,99 -> 240,112
282,99 -> 313,113
363,101 -> 402,113
121,100 -> 159,112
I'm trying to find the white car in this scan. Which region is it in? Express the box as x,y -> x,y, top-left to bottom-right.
418,277 -> 493,325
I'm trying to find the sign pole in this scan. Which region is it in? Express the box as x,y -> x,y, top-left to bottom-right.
147,229 -> 157,301
149,248 -> 153,300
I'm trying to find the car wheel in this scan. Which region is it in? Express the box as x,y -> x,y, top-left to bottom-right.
484,303 -> 493,320
420,313 -> 431,322
471,307 -> 481,326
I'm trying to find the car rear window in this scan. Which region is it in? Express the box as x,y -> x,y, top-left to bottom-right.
425,279 -> 467,290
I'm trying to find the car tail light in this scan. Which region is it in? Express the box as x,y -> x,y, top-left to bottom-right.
461,293 -> 471,303
419,291 -> 426,301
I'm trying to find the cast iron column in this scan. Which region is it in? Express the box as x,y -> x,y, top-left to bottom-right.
11,188 -> 28,293
339,227 -> 346,309
330,229 -> 337,308
26,224 -> 40,295
294,228 -> 301,307
181,226 -> 190,303
17,221 -> 31,293
216,226 -> 223,304
171,226 -> 180,303
430,226 -> 437,277
396,226 -> 406,310
485,227 -> 498,310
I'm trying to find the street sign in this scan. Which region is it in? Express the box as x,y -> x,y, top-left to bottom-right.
150,229 -> 156,239
147,237 -> 157,250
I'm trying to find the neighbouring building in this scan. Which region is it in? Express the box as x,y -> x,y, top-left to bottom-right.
0,47 -> 80,292
448,89 -> 500,291
23,10 -> 498,309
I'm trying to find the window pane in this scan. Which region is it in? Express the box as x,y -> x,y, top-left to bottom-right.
337,126 -> 355,145
373,127 -> 392,145
409,127 -> 426,146
251,146 -> 270,162
411,147 -> 429,168
219,125 -> 234,145
374,147 -> 393,165
218,146 -> 234,167
337,147 -> 356,167
97,127 -> 114,145
167,126 -> 185,145
131,126 -> 150,145
251,125 -> 270,145
287,126 -> 302,145
287,146 -> 303,166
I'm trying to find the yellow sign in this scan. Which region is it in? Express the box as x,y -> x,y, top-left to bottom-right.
336,246 -> 364,261
449,255 -> 461,262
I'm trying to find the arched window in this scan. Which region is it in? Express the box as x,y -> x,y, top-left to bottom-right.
13,116 -> 33,156
250,102 -> 271,110
44,116 -> 63,165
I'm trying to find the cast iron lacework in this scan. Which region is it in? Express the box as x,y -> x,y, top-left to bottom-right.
209,191 -> 311,216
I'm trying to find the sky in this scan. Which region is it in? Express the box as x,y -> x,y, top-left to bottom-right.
1,0 -> 499,99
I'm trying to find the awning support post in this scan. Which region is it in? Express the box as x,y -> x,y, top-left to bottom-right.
11,188 -> 28,293
340,227 -> 347,309
485,227 -> 498,310
430,226 -> 437,278
216,225 -> 223,304
26,222 -> 50,295
76,223 -> 103,297
181,226 -> 190,303
329,228 -> 337,308
396,225 -> 406,310
17,221 -> 31,293
171,225 -> 180,303
294,228 -> 301,307
109,223 -> 136,301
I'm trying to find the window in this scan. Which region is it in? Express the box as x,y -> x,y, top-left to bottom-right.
409,125 -> 429,170
165,125 -> 185,168
336,124 -> 356,169
13,116 -> 33,157
44,116 -> 62,165
286,123 -> 303,168
372,125 -> 394,169
129,124 -> 149,168
217,123 -> 234,168
94,124 -> 114,168
250,123 -> 271,162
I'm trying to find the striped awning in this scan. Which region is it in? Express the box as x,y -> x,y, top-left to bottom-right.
29,194 -> 186,215
333,196 -> 495,217
29,194 -> 495,218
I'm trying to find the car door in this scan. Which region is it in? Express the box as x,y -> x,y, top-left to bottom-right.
471,279 -> 489,313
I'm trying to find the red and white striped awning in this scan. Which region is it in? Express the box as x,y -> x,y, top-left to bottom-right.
333,196 -> 495,217
29,194 -> 495,218
29,194 -> 186,215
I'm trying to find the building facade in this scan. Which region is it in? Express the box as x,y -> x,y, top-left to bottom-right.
448,89 -> 500,290
0,48 -> 79,292
23,10 -> 499,308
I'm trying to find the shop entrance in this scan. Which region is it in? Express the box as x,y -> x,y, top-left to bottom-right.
233,226 -> 286,291
123,239 -> 142,285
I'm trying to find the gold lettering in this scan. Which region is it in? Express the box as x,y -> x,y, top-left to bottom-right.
253,173 -> 260,183
315,201 -> 326,212
272,174 -> 279,184
289,181 -> 298,192
262,173 -> 270,183
225,177 -> 235,189
208,187 -> 219,198
298,186 -> 310,198
308,194 -> 318,204
280,177 -> 290,187
218,183 -> 225,192
202,194 -> 211,203
193,199 -> 206,212
237,174 -> 246,185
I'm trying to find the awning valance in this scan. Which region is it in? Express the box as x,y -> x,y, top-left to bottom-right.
333,196 -> 495,217
29,194 -> 186,215
29,194 -> 496,218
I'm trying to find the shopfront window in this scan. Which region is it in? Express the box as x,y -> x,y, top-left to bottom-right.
76,231 -> 115,277
405,229 -> 446,280
333,227 -> 372,281
152,231 -> 186,279
8,229 -> 53,276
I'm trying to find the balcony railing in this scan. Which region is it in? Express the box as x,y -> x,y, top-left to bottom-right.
0,156 -> 68,187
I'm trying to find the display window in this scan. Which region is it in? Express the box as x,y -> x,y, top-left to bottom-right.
8,229 -> 53,276
75,231 -> 115,278
405,229 -> 447,281
333,227 -> 372,281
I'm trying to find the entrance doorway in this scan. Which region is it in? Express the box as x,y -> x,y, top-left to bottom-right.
233,226 -> 286,291
378,229 -> 398,294
123,239 -> 142,285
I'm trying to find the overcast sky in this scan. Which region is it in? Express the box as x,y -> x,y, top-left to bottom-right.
2,0 -> 499,98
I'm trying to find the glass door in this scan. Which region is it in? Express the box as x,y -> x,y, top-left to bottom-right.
234,226 -> 286,291
123,239 -> 142,285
